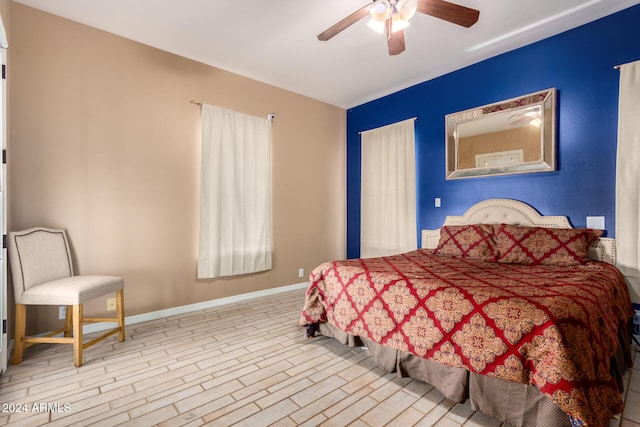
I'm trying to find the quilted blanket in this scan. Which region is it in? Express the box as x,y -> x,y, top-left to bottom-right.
299,249 -> 633,427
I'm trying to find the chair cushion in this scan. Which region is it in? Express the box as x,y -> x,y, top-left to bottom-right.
9,228 -> 73,293
20,275 -> 124,305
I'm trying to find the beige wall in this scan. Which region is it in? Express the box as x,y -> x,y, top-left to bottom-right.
7,3 -> 346,334
0,1 -> 7,34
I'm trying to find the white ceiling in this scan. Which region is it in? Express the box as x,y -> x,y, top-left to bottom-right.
13,0 -> 640,109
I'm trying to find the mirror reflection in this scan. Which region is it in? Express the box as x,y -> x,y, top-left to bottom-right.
446,88 -> 556,179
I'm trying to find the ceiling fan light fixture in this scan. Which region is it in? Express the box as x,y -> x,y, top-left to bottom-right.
370,0 -> 391,22
366,18 -> 386,34
396,0 -> 417,21
391,14 -> 410,33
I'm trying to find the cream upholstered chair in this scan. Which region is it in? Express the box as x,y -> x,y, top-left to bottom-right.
8,227 -> 125,367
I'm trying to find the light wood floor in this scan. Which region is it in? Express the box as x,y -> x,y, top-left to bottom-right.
0,288 -> 638,427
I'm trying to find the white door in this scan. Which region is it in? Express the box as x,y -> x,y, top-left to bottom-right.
0,14 -> 8,374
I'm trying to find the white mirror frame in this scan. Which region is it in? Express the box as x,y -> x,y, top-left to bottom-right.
445,88 -> 557,180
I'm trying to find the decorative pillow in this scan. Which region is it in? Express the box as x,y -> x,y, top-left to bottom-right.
495,224 -> 603,266
435,224 -> 497,261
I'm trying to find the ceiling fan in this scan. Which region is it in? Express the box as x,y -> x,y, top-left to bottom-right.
317,0 -> 480,56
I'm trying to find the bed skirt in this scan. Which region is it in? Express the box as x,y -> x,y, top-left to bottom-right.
317,322 -> 633,427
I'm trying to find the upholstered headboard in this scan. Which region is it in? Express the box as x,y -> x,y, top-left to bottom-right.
421,198 -> 616,265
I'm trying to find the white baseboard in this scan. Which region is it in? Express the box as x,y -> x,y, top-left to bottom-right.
84,281 -> 310,334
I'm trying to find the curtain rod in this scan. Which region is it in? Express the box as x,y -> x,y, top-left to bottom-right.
358,117 -> 418,134
190,100 -> 275,122
613,59 -> 640,69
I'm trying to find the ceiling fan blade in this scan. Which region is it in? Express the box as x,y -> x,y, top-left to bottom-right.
387,26 -> 405,56
317,5 -> 371,41
416,0 -> 479,28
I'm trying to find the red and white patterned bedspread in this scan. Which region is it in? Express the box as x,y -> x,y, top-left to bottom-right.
299,249 -> 633,427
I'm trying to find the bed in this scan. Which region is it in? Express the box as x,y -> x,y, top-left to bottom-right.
299,199 -> 634,427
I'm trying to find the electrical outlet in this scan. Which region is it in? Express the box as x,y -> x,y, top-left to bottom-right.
58,306 -> 66,320
298,268 -> 304,278
107,298 -> 117,311
586,216 -> 605,230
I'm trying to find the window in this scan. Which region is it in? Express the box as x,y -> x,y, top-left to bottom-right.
198,104 -> 272,278
360,119 -> 417,258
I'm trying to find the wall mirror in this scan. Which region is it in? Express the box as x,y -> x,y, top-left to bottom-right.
445,88 -> 556,179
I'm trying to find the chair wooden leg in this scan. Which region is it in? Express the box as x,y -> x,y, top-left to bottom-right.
12,304 -> 26,365
73,304 -> 83,367
116,289 -> 125,342
64,305 -> 73,337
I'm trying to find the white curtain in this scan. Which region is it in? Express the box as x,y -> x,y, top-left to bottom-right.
360,118 -> 417,258
616,60 -> 640,280
198,104 -> 272,278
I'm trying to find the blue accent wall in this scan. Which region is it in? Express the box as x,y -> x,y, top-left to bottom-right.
346,4 -> 640,259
